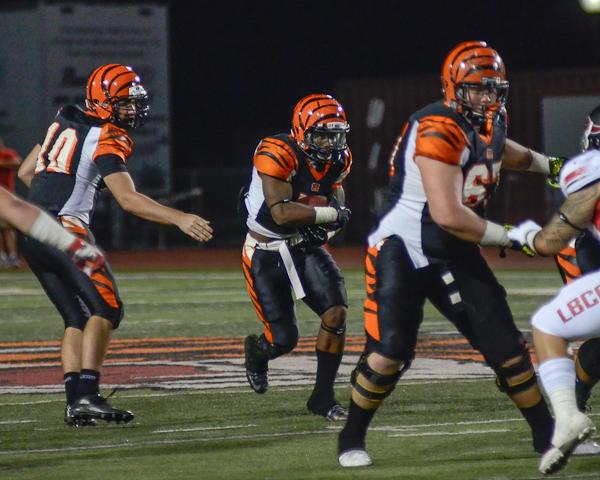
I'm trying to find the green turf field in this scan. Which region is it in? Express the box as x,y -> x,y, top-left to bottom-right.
0,267 -> 598,479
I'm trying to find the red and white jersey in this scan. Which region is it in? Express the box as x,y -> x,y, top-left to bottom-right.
559,149 -> 600,241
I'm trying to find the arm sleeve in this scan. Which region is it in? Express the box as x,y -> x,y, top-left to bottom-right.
95,154 -> 128,178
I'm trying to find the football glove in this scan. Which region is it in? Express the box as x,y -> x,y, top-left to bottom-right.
67,238 -> 105,275
298,225 -> 330,247
547,156 -> 566,189
505,221 -> 541,257
328,197 -> 351,230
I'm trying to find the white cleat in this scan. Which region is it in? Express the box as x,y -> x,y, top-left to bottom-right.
539,412 -> 596,475
572,439 -> 600,456
338,449 -> 373,468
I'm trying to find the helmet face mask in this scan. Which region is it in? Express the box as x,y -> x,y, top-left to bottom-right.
304,122 -> 350,162
581,105 -> 600,152
85,64 -> 150,130
441,41 -> 509,128
291,94 -> 349,164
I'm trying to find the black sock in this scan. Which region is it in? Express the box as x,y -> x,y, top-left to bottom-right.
338,399 -> 377,453
520,399 -> 554,453
575,376 -> 593,412
310,349 -> 343,402
64,372 -> 80,405
77,369 -> 100,398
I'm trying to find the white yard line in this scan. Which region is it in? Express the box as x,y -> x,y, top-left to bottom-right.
388,428 -> 510,438
152,424 -> 257,434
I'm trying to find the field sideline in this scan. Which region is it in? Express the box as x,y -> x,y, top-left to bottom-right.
0,251 -> 598,479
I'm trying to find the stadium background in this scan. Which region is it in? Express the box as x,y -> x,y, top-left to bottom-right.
1,0 -> 600,251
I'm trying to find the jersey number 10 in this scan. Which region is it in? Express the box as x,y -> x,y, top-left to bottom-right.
35,122 -> 79,175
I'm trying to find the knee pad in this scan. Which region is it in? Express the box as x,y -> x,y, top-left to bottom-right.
494,352 -> 538,395
577,338 -> 600,379
351,353 -> 411,405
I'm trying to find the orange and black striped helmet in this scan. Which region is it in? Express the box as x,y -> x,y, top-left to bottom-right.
85,64 -> 149,129
291,94 -> 349,163
441,41 -> 508,126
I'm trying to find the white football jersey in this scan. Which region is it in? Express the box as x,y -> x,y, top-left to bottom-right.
559,149 -> 600,240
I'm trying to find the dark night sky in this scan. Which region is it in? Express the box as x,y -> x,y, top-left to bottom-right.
165,0 -> 599,168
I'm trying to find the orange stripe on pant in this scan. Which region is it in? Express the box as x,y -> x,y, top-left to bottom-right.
363,245 -> 381,341
242,242 -> 273,343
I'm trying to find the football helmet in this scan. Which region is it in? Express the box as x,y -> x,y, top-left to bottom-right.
441,41 -> 509,127
582,104 -> 600,151
291,94 -> 349,163
85,64 -> 149,129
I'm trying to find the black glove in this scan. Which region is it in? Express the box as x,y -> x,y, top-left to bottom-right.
547,156 -> 566,189
328,197 -> 351,230
298,225 -> 330,247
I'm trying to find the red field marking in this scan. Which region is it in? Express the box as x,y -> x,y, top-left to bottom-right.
0,334 -> 542,391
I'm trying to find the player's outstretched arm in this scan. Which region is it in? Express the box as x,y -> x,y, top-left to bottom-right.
0,187 -> 104,273
103,171 -> 213,242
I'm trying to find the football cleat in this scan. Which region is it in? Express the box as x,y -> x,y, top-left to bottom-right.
538,412 -> 596,474
338,449 -> 373,468
71,394 -> 134,424
244,335 -> 269,394
64,403 -> 96,427
306,396 -> 348,421
572,439 -> 600,456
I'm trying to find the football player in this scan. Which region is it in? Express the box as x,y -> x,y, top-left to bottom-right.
338,41 -> 561,467
241,93 -> 351,421
509,105 -> 600,474
18,64 -> 213,427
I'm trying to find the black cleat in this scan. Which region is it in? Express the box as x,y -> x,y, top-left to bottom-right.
64,403 -> 96,427
71,394 -> 134,424
244,334 -> 269,394
307,397 -> 348,421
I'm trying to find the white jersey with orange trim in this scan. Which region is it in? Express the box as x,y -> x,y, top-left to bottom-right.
368,100 -> 507,268
245,133 -> 351,240
29,104 -> 132,225
559,149 -> 600,241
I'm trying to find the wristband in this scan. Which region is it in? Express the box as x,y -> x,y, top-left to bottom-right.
526,150 -> 551,174
480,221 -> 510,247
314,206 -> 338,224
29,211 -> 76,251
